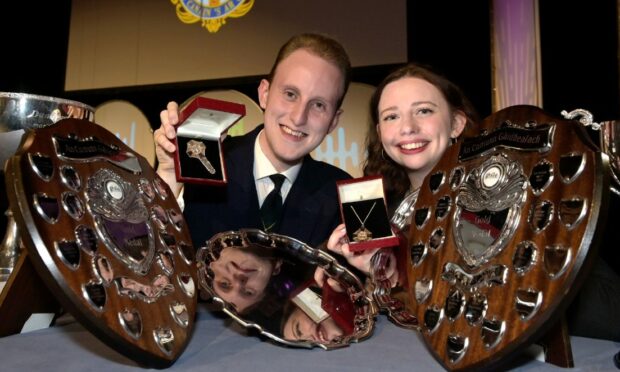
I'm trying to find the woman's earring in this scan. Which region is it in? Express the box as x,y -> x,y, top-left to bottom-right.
450,137 -> 457,145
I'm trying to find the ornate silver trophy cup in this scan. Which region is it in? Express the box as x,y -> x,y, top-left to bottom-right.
562,108 -> 620,195
0,92 -> 94,282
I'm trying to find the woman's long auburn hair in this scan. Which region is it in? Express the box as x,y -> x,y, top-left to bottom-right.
363,63 -> 479,209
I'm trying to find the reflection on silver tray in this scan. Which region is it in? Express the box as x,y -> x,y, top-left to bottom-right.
369,250 -> 419,330
196,228 -> 376,349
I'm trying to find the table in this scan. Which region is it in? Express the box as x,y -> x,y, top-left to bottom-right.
0,303 -> 618,371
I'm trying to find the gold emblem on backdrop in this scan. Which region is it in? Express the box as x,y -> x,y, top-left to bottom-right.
171,0 -> 254,33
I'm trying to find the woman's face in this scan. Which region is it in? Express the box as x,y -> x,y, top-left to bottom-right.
377,76 -> 465,188
283,306 -> 344,343
209,246 -> 279,313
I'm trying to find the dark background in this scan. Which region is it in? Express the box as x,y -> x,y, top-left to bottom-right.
2,1 -> 618,125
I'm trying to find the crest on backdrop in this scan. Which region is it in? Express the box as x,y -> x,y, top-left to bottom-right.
171,0 -> 254,33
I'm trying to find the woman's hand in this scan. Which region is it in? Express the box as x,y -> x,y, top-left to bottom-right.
326,224 -> 399,287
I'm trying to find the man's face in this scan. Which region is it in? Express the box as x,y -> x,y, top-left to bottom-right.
257,49 -> 344,172
209,246 -> 276,313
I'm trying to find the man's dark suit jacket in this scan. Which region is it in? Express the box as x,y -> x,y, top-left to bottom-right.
183,125 -> 351,249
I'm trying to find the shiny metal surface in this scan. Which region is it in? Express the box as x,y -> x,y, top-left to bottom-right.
196,229 -> 377,349
561,108 -> 620,195
601,120 -> 620,195
1,92 -> 95,166
1,92 -> 94,132
0,92 -> 95,284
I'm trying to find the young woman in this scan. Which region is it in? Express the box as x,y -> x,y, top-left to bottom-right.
322,63 -> 478,284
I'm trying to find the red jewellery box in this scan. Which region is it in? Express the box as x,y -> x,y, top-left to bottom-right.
336,176 -> 399,251
174,96 -> 246,185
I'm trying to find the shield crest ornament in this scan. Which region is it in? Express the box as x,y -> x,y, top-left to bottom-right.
398,106 -> 608,371
87,168 -> 155,275
453,154 -> 527,267
4,118 -> 198,368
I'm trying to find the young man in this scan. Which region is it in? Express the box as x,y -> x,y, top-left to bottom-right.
154,33 -> 352,248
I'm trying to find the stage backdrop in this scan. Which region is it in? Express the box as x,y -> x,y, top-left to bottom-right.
65,0 -> 407,91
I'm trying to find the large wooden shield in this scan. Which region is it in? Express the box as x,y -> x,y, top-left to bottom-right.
4,118 -> 197,368
405,105 -> 608,370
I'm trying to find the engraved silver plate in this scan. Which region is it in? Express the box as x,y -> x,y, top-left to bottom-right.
55,240 -> 80,270
464,294 -> 487,325
415,278 -> 433,304
60,165 -> 81,191
429,171 -> 445,193
424,306 -> 444,333
170,302 -> 189,328
83,281 -> 106,311
33,193 -> 59,224
444,288 -> 465,320
119,308 -> 143,339
544,245 -> 572,279
153,328 -> 175,355
529,200 -> 554,233
449,167 -> 465,190
429,228 -> 445,251
410,241 -> 427,266
481,317 -> 505,349
559,152 -> 585,184
515,288 -> 542,320
529,159 -> 553,195
513,241 -> 538,275
447,334 -> 469,364
414,207 -> 430,229
435,196 -> 452,220
453,153 -> 527,267
28,153 -> 54,181
558,197 -> 587,230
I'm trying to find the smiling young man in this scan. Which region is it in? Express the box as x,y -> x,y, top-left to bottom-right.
154,33 -> 352,248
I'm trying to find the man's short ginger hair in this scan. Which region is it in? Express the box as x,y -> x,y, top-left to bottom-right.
266,33 -> 351,108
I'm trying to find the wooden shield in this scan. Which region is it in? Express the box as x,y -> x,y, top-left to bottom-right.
405,105 -> 608,370
4,118 -> 197,368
